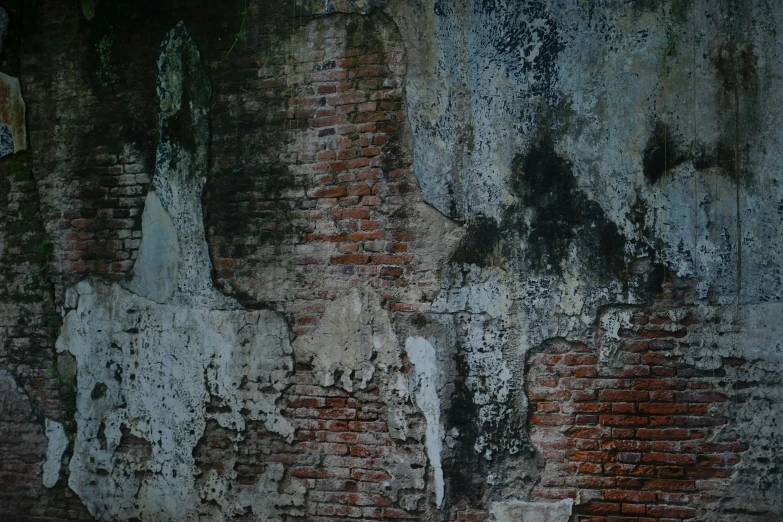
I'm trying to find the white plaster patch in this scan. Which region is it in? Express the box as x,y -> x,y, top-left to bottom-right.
43,418 -> 68,488
126,191 -> 178,303
406,336 -> 445,508
57,280 -> 294,520
292,288 -> 398,392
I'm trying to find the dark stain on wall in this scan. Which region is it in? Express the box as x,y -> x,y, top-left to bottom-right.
450,214 -> 501,268
643,120 -> 687,184
442,348 -> 488,505
505,139 -> 627,278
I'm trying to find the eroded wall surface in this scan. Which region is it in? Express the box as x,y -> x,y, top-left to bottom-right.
1,1 -> 783,521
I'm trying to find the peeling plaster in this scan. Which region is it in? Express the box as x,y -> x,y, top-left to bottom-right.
292,288 -> 398,392
43,419 -> 67,488
596,307 -> 633,363
54,22 -> 295,520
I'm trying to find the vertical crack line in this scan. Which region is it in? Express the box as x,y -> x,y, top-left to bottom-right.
692,0 -> 698,274
732,52 -> 741,315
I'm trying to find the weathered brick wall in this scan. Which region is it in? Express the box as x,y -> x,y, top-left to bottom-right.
2,3 -> 447,519
206,13 -> 438,334
195,363 -> 432,521
194,12 -> 445,520
524,281 -> 749,522
0,151 -> 89,520
2,1 -> 781,521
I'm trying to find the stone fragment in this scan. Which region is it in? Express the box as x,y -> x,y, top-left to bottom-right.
126,191 -> 178,303
489,498 -> 573,522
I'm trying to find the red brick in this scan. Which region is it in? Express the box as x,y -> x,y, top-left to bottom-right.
531,414 -> 575,426
581,502 -> 622,515
645,505 -> 697,517
565,354 -> 598,366
371,254 -> 413,265
349,231 -> 385,241
637,403 -> 688,415
635,428 -> 688,440
565,450 -> 609,462
604,490 -> 656,503
599,415 -> 648,427
330,254 -> 370,265
310,115 -> 344,128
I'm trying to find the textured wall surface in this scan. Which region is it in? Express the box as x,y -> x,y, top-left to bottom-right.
1,1 -> 782,521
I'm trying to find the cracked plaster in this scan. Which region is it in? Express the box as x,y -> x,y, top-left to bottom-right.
55,23 -> 297,520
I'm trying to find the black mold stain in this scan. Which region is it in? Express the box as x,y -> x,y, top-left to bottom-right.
643,121 -> 687,184
442,350 -> 486,504
625,0 -> 691,21
91,382 -> 108,400
712,42 -> 759,93
410,313 -> 428,329
450,215 -> 501,268
504,139 -> 627,278
442,325 -> 532,506
644,129 -> 741,183
692,141 -> 736,174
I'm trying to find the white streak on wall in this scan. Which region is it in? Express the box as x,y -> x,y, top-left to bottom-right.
406,336 -> 445,507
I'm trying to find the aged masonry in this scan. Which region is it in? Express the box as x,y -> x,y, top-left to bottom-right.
1,1 -> 783,521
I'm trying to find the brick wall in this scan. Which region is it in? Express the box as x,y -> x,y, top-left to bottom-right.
525,282 -> 747,522
206,13 -> 438,336
196,12 -> 440,520
0,2 -> 769,521
194,362 -> 431,520
0,154 -> 90,520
